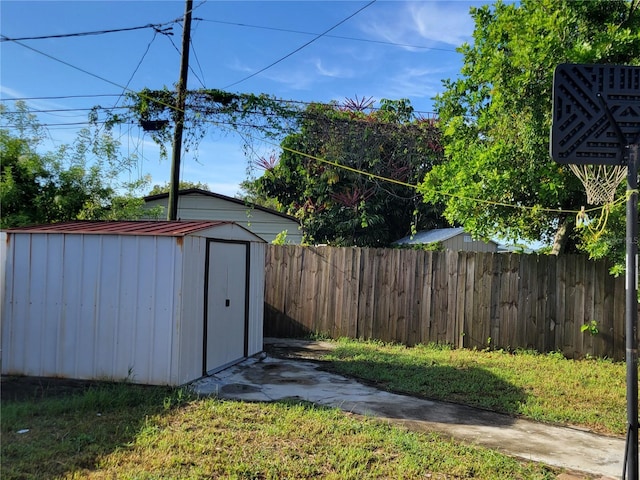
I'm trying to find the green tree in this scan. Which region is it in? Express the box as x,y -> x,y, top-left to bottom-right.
147,181 -> 210,196
246,99 -> 448,246
1,102 -> 149,227
419,0 -> 640,258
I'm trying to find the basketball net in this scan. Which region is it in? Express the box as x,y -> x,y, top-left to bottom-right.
571,163 -> 627,239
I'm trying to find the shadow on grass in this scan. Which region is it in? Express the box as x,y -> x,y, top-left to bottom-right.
254,342 -> 527,429
0,376 -> 189,480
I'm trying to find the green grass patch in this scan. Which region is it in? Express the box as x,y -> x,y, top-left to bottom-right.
1,379 -> 558,479
322,339 -> 632,436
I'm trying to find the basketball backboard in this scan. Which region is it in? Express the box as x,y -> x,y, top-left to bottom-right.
550,63 -> 640,165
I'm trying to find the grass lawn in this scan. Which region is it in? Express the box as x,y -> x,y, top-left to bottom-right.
0,380 -> 559,480
321,339 -> 633,436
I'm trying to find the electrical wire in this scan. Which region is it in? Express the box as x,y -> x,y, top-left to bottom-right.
2,94 -> 438,118
207,119 -> 622,217
189,38 -> 208,89
113,30 -> 160,108
0,38 -> 621,217
6,38 -> 137,92
0,94 -> 121,101
0,22 -> 175,42
201,18 -> 458,53
163,30 -> 207,88
222,0 -> 377,89
0,106 -> 130,114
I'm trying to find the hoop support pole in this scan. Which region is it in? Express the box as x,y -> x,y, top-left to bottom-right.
625,142 -> 639,480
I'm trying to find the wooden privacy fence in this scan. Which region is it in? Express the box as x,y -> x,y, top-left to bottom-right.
264,245 -> 639,360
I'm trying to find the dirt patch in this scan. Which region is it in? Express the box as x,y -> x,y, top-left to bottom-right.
1,375 -> 127,402
263,338 -> 336,361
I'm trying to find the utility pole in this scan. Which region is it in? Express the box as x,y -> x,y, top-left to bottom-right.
167,0 -> 193,221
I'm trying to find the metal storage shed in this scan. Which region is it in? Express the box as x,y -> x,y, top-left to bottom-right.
0,220 -> 266,386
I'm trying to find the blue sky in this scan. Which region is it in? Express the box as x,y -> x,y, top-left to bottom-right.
1,0 -> 482,197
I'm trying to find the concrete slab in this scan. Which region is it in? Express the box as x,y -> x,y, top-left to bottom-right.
190,341 -> 626,479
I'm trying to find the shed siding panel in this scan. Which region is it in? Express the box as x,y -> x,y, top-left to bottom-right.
442,234 -> 497,253
60,235 -> 84,376
76,236 -> 101,379
177,236 -> 207,384
2,235 -> 25,373
248,242 -> 266,356
0,233 -> 7,341
151,237 -> 181,384
145,195 -> 302,243
2,223 -> 264,385
1,234 -> 182,384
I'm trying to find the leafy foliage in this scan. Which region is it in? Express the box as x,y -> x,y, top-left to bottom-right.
246,99 -> 448,246
146,180 -> 210,196
101,88 -> 302,161
420,0 -> 640,260
1,102 -> 151,227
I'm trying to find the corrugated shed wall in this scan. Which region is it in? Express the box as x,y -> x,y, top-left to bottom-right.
248,242 -> 266,356
176,235 -> 207,384
443,234 -> 497,253
1,233 -> 184,385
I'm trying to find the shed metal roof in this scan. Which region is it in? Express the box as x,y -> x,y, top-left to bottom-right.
394,227 -> 466,245
4,220 -> 231,237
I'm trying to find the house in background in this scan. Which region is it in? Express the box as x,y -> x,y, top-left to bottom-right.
143,189 -> 303,244
394,227 -> 499,253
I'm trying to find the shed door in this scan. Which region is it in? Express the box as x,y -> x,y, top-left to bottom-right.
205,241 -> 248,374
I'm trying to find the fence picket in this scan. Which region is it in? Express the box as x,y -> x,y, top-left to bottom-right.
264,245 -> 637,360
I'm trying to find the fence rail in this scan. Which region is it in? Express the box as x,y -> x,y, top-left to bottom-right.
264,245 -> 638,360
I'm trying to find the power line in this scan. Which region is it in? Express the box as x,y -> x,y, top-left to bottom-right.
163,30 -> 207,88
113,30 -> 160,108
7,38 -> 136,92
201,18 -> 458,53
0,94 -> 122,101
189,38 -> 208,89
1,93 -> 437,117
222,0 -> 377,89
0,22 -> 175,42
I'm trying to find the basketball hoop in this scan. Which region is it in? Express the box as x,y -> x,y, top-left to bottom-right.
568,163 -> 627,206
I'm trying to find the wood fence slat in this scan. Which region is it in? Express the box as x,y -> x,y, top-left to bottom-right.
359,248 -> 375,340
263,245 -> 629,359
431,252 -> 447,344
593,259 -> 608,358
518,252 -> 533,350
533,255 -> 543,352
489,253 -> 502,349
455,252 -> 468,348
462,252 -> 475,349
421,251 -> 434,344
406,249 -> 421,346
545,255 -> 557,353
556,255 -> 567,354
374,249 -> 391,342
573,256 -> 586,358
474,253 -> 492,348
445,251 -> 458,345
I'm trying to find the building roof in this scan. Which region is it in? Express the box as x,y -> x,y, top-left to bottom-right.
144,188 -> 298,223
394,227 -> 467,245
4,220 -> 232,237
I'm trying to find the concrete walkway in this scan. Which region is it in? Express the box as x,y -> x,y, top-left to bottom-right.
191,338 -> 626,479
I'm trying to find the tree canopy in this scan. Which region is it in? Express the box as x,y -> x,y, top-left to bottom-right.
1,102 -> 150,228
419,0 -> 640,263
244,98 -> 448,246
147,181 -> 210,196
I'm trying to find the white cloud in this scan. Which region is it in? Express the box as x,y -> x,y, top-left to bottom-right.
313,59 -> 354,79
362,1 -> 476,49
